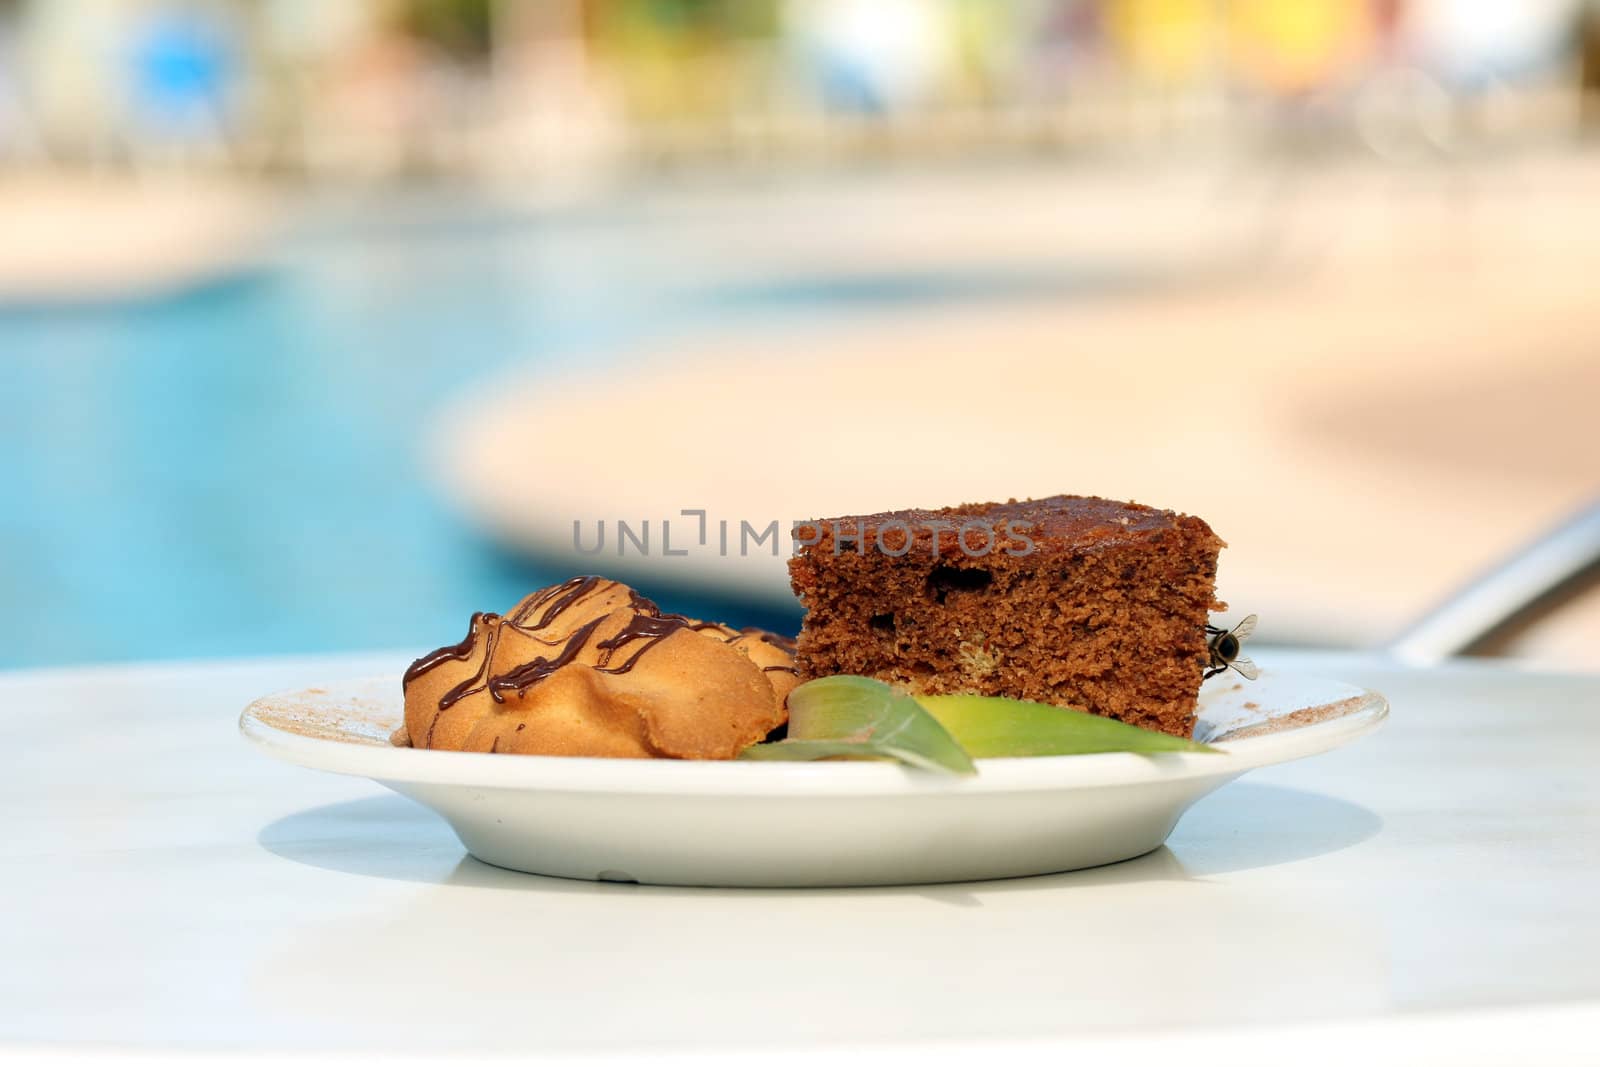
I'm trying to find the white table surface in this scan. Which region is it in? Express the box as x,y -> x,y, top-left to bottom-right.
4,650 -> 1599,1064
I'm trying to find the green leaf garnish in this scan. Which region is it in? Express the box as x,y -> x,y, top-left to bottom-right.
739,675 -> 977,775
739,676 -> 1218,773
916,693 -> 1218,756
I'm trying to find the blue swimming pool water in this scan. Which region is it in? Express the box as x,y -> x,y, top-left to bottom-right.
0,207 -> 802,668
0,200 -> 1145,669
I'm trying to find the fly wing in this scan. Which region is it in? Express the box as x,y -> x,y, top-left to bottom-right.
1230,614 -> 1258,642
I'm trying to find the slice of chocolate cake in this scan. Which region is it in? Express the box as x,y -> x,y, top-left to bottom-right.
787,495 -> 1225,737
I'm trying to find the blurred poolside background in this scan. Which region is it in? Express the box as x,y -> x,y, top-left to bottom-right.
2,0 -> 1598,670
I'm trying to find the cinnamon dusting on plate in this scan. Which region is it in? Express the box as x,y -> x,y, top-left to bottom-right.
1208,694 -> 1368,743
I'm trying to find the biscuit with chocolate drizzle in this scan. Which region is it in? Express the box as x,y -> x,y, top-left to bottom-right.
397,577 -> 796,759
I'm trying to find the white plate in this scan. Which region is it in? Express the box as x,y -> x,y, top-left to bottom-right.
240,668 -> 1386,887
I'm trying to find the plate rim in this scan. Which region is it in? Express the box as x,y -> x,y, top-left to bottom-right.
240,672 -> 1387,796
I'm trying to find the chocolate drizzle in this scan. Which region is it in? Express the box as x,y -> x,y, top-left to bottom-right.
510,575 -> 608,630
594,612 -> 693,676
403,576 -> 800,720
741,626 -> 798,654
403,612 -> 492,689
436,617 -> 503,714
489,616 -> 608,700
708,625 -> 795,654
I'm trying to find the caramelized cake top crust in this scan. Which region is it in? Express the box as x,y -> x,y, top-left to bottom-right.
795,495 -> 1223,562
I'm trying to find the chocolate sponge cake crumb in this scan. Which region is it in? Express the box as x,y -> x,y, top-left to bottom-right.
787,495 -> 1226,738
